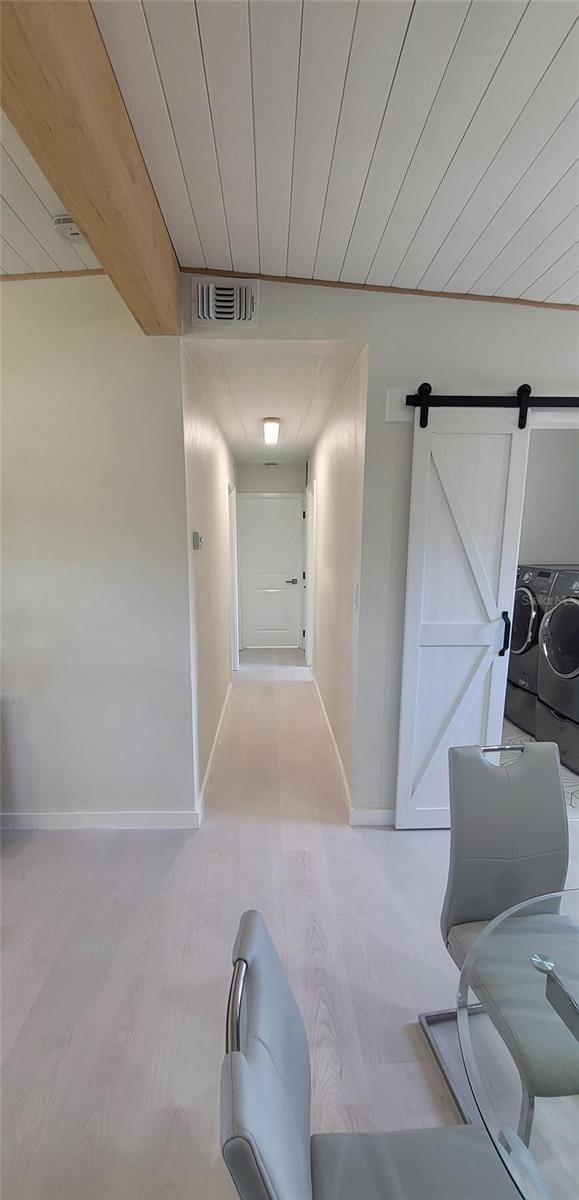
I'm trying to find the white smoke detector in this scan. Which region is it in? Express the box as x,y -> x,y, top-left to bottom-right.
53,215 -> 86,244
193,277 -> 259,324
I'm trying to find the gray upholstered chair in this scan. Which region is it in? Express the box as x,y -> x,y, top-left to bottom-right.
221,910 -> 520,1200
441,741 -> 578,1143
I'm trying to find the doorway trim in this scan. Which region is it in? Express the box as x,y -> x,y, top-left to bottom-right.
305,477 -> 316,668
228,483 -> 240,673
237,491 -> 305,650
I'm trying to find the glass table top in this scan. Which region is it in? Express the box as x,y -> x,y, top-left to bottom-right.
457,889 -> 579,1200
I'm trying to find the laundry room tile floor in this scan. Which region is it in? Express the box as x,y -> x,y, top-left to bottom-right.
502,718 -> 579,815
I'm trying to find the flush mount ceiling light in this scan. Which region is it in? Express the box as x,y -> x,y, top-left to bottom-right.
263,417 -> 280,445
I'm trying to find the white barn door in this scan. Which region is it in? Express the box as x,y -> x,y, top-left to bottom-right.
395,409 -> 530,829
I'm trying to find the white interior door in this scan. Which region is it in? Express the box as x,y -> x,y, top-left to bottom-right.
238,493 -> 304,649
395,409 -> 530,829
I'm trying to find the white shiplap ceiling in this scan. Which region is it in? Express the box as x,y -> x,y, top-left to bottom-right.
91,0 -> 579,305
0,114 -> 100,275
183,338 -> 364,461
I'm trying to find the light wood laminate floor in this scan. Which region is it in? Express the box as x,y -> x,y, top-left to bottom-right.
2,649 -> 578,1199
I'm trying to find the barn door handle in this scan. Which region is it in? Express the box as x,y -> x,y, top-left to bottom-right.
499,610 -> 511,656
286,578 -> 298,585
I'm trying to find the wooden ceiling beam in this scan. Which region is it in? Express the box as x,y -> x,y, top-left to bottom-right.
0,0 -> 180,334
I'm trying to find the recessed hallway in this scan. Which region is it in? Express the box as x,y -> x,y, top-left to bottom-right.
3,655 -> 579,1199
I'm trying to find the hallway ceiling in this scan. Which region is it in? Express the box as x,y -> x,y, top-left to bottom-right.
89,0 -> 579,306
183,339 -> 364,461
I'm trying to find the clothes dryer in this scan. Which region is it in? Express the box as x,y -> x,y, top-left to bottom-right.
505,565 -> 558,736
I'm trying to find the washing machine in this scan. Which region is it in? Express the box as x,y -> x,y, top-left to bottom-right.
537,568 -> 579,773
504,565 -> 558,736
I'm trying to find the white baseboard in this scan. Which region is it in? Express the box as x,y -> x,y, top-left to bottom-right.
0,809 -> 200,831
312,676 -> 352,821
349,807 -> 395,828
196,681 -> 232,825
312,677 -> 394,827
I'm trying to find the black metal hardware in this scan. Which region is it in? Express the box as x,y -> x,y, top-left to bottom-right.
286,578 -> 298,585
499,610 -> 511,657
406,384 -> 579,430
516,383 -> 531,428
302,571 -> 306,580
417,381 -> 432,428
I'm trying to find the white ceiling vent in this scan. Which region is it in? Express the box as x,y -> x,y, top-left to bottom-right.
193,278 -> 258,324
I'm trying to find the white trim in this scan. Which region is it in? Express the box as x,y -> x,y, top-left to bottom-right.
244,644 -> 301,650
237,492 -> 304,650
386,392 -> 579,431
312,675 -> 351,822
196,682 -> 232,824
349,807 -> 395,827
0,810 -> 200,831
305,478 -> 316,668
228,484 -> 240,672
529,409 -> 579,430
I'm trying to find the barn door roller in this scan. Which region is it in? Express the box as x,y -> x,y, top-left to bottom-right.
406,383 -> 579,430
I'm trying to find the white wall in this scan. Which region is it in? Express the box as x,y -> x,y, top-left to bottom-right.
181,346 -> 234,808
520,429 -> 579,564
185,281 -> 579,818
236,461 -> 305,492
2,277 -> 195,824
309,350 -> 368,799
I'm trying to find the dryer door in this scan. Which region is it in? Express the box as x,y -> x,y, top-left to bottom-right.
511,586 -> 539,655
540,597 -> 579,679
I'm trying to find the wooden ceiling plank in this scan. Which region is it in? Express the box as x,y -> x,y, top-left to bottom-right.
1,111 -> 64,213
313,0 -> 411,282
340,1 -> 469,285
0,233 -> 31,274
286,0 -> 357,279
459,107 -> 579,295
92,0 -> 204,269
143,0 -> 231,270
522,241 -> 579,301
250,0 -> 302,278
0,197 -> 57,272
0,145 -> 85,270
195,0 -> 259,274
1,116 -> 101,269
406,11 -> 579,292
1,0 -> 180,334
366,1 -> 526,287
500,211 -> 579,297
394,7 -> 579,290
476,162 -> 579,297
545,270 -> 579,304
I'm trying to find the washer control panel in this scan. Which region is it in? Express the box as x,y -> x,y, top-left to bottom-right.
548,570 -> 579,604
518,565 -> 557,603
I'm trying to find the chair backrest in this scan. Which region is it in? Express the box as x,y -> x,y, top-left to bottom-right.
441,742 -> 568,947
220,910 -> 313,1200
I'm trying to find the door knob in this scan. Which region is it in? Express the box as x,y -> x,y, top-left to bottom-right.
286,578 -> 298,584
